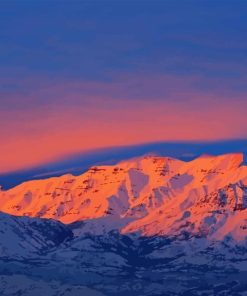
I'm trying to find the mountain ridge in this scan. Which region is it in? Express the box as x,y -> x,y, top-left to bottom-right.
0,153 -> 247,241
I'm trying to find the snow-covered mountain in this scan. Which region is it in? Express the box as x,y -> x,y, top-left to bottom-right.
1,153 -> 247,240
1,153 -> 247,295
0,211 -> 72,258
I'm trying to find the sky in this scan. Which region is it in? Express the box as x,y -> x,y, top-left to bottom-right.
1,0 -> 247,175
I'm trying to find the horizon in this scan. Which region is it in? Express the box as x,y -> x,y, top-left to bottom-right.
1,138 -> 247,189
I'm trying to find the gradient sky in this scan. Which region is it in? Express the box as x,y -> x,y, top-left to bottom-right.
1,0 -> 247,173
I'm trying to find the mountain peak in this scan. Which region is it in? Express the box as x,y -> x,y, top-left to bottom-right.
188,152 -> 244,173
198,152 -> 243,164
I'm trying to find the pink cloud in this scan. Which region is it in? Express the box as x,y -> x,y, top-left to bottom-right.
0,73 -> 247,173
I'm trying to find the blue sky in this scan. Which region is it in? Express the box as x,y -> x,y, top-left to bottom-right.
1,0 -> 247,85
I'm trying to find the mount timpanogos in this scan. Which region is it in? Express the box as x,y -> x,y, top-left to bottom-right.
1,153 -> 247,296
0,153 -> 247,240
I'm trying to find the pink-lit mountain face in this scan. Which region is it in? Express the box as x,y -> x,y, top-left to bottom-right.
1,153 -> 247,241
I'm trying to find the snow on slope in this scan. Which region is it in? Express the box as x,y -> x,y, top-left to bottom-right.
0,275 -> 105,296
0,156 -> 183,223
0,153 -> 247,240
0,211 -> 72,258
